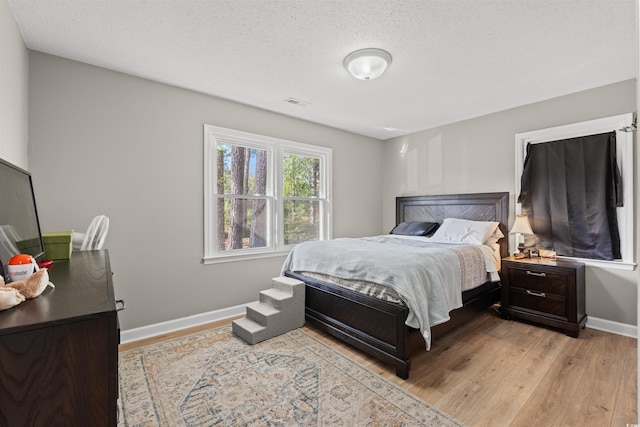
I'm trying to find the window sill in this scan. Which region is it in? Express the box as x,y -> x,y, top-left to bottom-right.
556,256 -> 636,271
508,252 -> 636,271
203,249 -> 291,265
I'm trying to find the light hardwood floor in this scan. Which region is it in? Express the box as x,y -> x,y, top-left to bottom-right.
120,308 -> 637,427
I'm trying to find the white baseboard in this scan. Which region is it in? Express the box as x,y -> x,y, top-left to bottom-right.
120,303 -> 248,344
121,306 -> 637,344
587,316 -> 637,338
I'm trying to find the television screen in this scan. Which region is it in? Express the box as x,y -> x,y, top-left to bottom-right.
0,158 -> 45,278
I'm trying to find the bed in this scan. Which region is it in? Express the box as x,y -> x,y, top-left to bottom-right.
283,192 -> 509,379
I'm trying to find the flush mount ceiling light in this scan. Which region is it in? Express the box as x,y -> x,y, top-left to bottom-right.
343,48 -> 392,80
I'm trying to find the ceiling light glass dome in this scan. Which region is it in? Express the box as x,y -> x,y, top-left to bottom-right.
344,48 -> 392,80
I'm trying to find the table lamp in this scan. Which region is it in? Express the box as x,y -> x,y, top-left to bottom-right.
510,214 -> 534,258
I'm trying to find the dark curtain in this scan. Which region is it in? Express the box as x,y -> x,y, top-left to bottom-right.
518,131 -> 622,261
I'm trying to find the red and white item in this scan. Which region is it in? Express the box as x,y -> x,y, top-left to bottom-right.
7,254 -> 38,283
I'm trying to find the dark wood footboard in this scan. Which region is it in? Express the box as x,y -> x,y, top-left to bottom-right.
285,271 -> 413,379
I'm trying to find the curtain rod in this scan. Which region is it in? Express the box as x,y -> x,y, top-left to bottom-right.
618,114 -> 637,132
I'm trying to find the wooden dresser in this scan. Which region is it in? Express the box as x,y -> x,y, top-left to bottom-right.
501,256 -> 586,338
0,250 -> 119,426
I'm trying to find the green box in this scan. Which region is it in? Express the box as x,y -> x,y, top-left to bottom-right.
42,231 -> 73,260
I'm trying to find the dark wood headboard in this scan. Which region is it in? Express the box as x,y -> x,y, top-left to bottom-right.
396,192 -> 509,259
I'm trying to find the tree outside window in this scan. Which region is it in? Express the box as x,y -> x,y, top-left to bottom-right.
216,144 -> 269,251
283,153 -> 321,245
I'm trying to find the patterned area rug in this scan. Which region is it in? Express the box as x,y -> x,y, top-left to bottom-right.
118,325 -> 465,426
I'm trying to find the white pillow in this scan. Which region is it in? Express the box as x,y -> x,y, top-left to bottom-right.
430,218 -> 500,245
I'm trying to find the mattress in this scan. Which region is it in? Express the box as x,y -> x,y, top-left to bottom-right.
298,271 -> 499,306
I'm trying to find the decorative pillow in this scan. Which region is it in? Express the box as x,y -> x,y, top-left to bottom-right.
484,227 -> 505,246
389,221 -> 440,237
429,218 -> 500,245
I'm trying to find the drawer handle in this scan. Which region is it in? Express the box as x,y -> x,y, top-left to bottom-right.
115,299 -> 126,311
526,290 -> 546,298
526,270 -> 546,277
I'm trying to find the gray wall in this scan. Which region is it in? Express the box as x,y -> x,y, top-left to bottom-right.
28,52 -> 384,330
0,0 -> 29,167
382,79 -> 638,326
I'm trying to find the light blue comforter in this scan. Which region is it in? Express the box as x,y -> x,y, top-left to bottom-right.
281,235 -> 487,349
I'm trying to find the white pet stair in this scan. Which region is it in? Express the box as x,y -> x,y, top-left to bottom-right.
232,276 -> 305,345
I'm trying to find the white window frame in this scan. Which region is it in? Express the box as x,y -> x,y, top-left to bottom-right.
515,113 -> 635,270
203,125 -> 332,263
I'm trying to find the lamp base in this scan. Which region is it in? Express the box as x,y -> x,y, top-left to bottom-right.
515,245 -> 538,259
514,244 -> 528,259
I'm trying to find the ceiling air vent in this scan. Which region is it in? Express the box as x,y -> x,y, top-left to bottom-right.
283,97 -> 311,107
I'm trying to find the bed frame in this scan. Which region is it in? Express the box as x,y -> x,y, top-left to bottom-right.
285,192 -> 509,379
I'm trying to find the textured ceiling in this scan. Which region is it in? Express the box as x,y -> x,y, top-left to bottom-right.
8,0 -> 637,140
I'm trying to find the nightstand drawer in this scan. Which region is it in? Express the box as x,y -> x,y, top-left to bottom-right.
509,286 -> 566,318
508,268 -> 567,296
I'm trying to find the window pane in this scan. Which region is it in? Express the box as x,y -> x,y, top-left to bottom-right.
284,199 -> 320,245
217,197 -> 269,250
216,143 -> 268,195
283,153 -> 320,197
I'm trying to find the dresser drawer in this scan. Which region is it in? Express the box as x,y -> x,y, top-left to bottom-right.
509,286 -> 566,318
508,267 -> 567,296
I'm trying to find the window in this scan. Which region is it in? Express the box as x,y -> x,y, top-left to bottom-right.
203,125 -> 332,263
515,113 -> 634,270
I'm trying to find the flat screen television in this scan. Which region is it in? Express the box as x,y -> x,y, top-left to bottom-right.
0,158 -> 45,279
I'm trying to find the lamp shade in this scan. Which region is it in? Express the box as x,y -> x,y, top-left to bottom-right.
510,214 -> 534,235
344,48 -> 392,80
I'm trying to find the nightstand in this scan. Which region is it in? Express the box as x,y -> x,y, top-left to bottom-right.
501,256 -> 586,338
